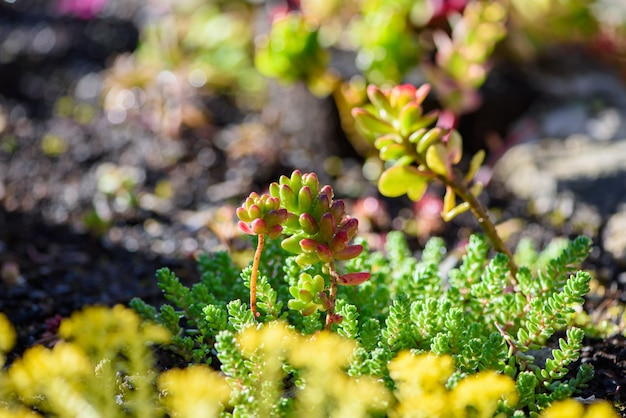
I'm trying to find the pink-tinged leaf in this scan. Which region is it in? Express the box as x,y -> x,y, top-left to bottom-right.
267,224 -> 283,239
265,208 -> 288,227
265,196 -> 282,211
329,230 -> 348,253
299,213 -> 319,235
389,84 -> 417,109
248,204 -> 262,220
302,172 -> 320,196
334,244 -> 363,260
414,84 -> 431,105
328,200 -> 346,223
339,217 -> 358,240
315,243 -> 334,263
299,238 -> 318,253
319,212 -> 337,242
290,170 -> 303,191
337,272 -> 371,286
238,221 -> 254,235
312,191 -> 332,220
236,206 -> 251,223
250,218 -> 267,235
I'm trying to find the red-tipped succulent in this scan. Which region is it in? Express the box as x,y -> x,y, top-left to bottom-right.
237,192 -> 288,239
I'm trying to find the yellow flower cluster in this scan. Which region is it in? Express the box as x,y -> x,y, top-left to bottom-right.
388,351 -> 518,418
541,399 -> 619,418
0,313 -> 16,367
238,321 -> 390,417
158,365 -> 231,418
0,305 -> 171,417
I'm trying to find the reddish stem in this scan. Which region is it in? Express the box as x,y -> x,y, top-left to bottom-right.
324,260 -> 339,331
251,234 -> 264,318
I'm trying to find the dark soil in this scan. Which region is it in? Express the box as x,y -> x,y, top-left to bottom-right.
0,2 -> 625,415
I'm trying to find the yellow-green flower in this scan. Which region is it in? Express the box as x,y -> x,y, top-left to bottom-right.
540,399 -> 619,418
159,365 -> 231,418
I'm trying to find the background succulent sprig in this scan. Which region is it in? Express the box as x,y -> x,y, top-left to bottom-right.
352,82 -> 518,277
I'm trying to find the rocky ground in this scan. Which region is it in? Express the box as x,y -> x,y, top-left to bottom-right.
1,1 -> 626,414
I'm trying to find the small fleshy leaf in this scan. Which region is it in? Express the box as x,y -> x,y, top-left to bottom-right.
299,238 -> 319,253
442,202 -> 471,222
281,235 -> 303,254
267,224 -> 283,239
238,221 -> 254,235
248,204 -> 262,220
329,230 -> 348,253
290,170 -> 303,192
298,288 -> 313,303
338,217 -> 358,240
302,172 -> 320,196
465,150 -> 486,183
279,184 -> 297,212
414,84 -> 431,105
425,143 -> 450,177
374,133 -> 403,150
269,182 -> 280,198
389,84 -> 417,109
298,186 -> 314,213
236,207 -> 251,223
328,200 -> 346,223
378,165 -> 429,201
337,272 -> 371,286
319,213 -> 337,242
398,103 -> 423,137
379,143 -> 407,161
443,186 -> 456,216
367,85 -> 394,119
352,108 -> 395,135
315,244 -> 334,263
446,129 -> 463,165
250,218 -> 267,235
299,213 -> 319,235
334,244 -> 363,260
416,127 -> 444,154
408,128 -> 427,144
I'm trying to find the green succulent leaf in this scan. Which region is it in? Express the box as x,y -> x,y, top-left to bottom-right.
378,165 -> 428,201
425,143 -> 449,177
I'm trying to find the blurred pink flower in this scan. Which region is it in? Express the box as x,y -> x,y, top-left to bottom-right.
56,0 -> 107,19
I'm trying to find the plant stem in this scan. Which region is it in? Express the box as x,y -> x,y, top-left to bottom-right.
447,176 -> 519,280
251,234 -> 264,318
324,260 -> 339,331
